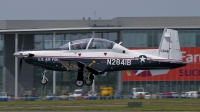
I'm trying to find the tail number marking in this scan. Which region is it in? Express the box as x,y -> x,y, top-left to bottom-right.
160,49 -> 169,53
107,59 -> 131,65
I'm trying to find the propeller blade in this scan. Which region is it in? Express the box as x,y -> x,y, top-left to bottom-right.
19,35 -> 25,76
19,58 -> 23,76
21,34 -> 25,51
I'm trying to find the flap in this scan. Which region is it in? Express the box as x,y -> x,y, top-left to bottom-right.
58,58 -> 102,74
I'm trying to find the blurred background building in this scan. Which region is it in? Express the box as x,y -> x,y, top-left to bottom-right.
0,17 -> 200,96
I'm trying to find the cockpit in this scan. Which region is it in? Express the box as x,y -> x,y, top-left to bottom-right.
60,38 -> 115,50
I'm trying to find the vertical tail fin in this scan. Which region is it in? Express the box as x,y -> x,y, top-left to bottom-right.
158,28 -> 182,61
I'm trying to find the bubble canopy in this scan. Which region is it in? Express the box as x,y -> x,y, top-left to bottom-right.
60,38 -> 115,50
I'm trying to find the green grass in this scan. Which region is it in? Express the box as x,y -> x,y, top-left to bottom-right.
0,99 -> 200,111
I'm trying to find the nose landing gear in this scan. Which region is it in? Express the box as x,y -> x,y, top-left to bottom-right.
41,70 -> 48,85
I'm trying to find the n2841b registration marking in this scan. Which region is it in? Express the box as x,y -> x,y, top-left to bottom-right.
107,59 -> 131,65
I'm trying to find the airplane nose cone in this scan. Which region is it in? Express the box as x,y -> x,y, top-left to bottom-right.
13,51 -> 24,58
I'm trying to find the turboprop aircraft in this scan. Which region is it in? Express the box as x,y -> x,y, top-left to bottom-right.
14,28 -> 187,87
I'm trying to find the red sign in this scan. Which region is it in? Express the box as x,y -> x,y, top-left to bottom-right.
123,47 -> 200,81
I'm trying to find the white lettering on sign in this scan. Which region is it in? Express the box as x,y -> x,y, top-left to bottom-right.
107,59 -> 131,65
182,51 -> 200,63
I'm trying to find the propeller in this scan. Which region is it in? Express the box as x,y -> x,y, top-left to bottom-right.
19,58 -> 23,76
18,34 -> 25,76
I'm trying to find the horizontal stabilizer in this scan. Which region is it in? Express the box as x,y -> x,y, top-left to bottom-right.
125,70 -> 131,76
150,69 -> 170,76
134,69 -> 170,76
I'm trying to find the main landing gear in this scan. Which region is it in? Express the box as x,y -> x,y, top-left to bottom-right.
75,70 -> 84,87
75,69 -> 94,87
41,70 -> 48,85
84,72 -> 94,86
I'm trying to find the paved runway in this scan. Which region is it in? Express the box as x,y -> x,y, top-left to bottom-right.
7,111 -> 200,112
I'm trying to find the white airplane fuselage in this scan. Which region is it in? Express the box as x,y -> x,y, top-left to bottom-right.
13,29 -> 188,86
14,47 -> 186,74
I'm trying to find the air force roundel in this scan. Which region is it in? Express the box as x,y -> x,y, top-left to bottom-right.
139,55 -> 147,63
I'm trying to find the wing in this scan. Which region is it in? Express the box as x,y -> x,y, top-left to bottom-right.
58,58 -> 103,75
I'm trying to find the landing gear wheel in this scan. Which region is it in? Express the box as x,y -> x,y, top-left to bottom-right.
75,67 -> 84,87
84,77 -> 93,86
41,70 -> 48,85
75,80 -> 84,87
41,77 -> 48,85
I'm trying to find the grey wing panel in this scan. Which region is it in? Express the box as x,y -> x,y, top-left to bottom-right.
59,60 -> 80,71
58,59 -> 102,74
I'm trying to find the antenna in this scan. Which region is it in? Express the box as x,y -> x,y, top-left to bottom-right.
21,34 -> 25,51
92,31 -> 95,38
94,11 -> 97,27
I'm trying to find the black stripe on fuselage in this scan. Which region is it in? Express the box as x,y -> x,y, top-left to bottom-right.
23,57 -> 186,72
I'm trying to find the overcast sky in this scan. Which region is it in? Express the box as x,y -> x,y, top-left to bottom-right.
0,0 -> 200,20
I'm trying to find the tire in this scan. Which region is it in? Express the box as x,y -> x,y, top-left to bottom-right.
84,77 -> 93,86
75,80 -> 84,87
41,78 -> 48,85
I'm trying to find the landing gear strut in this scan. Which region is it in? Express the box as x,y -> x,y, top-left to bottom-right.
75,69 -> 95,87
75,69 -> 84,87
84,72 -> 94,86
41,70 -> 48,85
